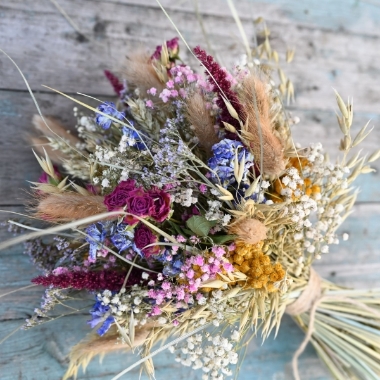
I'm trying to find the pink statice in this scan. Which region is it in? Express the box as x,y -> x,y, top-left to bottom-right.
150,306 -> 162,316
145,99 -> 154,109
212,246 -> 225,258
176,235 -> 187,243
159,88 -> 172,103
189,235 -> 200,244
155,65 -> 205,103
228,243 -> 236,251
147,87 -> 157,96
199,184 -> 207,194
146,248 -> 234,316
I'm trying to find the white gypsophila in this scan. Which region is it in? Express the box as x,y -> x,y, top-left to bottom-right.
222,214 -> 231,226
205,200 -> 223,221
96,286 -> 151,331
78,116 -> 97,132
173,188 -> 198,207
101,178 -> 110,188
171,332 -> 239,380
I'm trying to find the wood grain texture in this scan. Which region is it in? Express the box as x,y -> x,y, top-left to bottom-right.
1,1 -> 380,379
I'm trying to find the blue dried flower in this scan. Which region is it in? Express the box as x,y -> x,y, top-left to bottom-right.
237,184 -> 267,204
95,101 -> 124,130
208,139 -> 254,187
85,222 -> 109,261
157,249 -> 184,276
110,223 -> 134,252
122,126 -> 146,150
88,299 -> 114,336
97,315 -> 115,336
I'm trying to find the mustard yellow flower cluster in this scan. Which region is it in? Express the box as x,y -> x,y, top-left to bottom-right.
270,157 -> 321,203
230,242 -> 285,292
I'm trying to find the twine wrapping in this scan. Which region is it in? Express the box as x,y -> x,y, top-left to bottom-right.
286,268 -> 322,316
285,268 -> 322,380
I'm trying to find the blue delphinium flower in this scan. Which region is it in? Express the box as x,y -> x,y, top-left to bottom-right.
163,255 -> 184,276
88,298 -> 114,336
237,183 -> 267,204
85,222 -> 109,261
208,139 -> 254,188
122,125 -> 146,150
156,248 -> 184,276
95,101 -> 124,129
110,223 -> 134,252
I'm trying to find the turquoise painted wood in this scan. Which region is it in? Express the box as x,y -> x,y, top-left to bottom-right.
1,1 -> 380,379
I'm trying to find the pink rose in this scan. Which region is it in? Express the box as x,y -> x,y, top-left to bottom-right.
117,179 -> 136,191
148,187 -> 171,223
134,224 -> 159,258
124,188 -> 154,225
104,179 -> 137,212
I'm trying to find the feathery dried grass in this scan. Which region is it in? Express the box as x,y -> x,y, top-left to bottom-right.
32,115 -> 80,146
63,324 -> 153,380
30,115 -> 81,163
123,51 -> 165,95
239,74 -> 285,176
35,193 -> 107,222
228,218 -> 268,245
186,92 -> 220,154
29,136 -> 63,163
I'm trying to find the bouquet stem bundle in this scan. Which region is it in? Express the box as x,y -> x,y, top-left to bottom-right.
287,269 -> 380,380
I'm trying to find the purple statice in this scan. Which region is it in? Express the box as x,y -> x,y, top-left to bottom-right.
110,223 -> 134,252
95,102 -> 124,130
85,222 -> 109,261
208,139 -> 254,187
23,237 -> 73,272
121,125 -> 146,150
88,298 -> 114,336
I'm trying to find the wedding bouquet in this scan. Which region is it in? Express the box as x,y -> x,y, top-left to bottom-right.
2,11 -> 380,380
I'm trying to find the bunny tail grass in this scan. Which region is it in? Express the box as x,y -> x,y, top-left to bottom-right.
35,193 -> 107,222
63,324 -> 153,380
123,51 -> 165,95
239,74 -> 285,176
186,91 -> 220,154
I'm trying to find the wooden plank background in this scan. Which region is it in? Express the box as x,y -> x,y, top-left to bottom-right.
1,0 -> 380,379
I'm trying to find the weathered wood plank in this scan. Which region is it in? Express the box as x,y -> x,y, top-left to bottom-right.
0,315 -> 330,380
0,90 -> 113,206
0,0 -> 380,113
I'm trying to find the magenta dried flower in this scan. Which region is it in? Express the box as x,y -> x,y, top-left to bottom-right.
151,37 -> 180,61
193,46 -> 244,132
124,188 -> 154,225
134,223 -> 160,258
148,187 -> 171,222
104,179 -> 137,212
104,70 -> 125,96
32,269 -> 142,291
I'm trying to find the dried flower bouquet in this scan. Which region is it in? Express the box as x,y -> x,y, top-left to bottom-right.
1,8 -> 380,380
